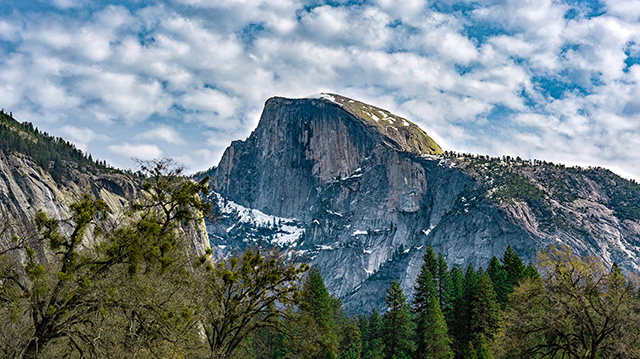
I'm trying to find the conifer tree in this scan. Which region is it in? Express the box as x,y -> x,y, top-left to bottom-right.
338,318 -> 362,359
424,244 -> 438,281
419,295 -> 454,359
462,342 -> 478,359
486,256 -> 509,308
473,334 -> 492,359
414,255 -> 437,314
522,261 -> 540,281
364,308 -> 384,359
413,268 -> 435,358
501,246 -> 525,294
300,266 -> 339,359
382,280 -> 414,359
436,253 -> 453,316
459,264 -> 477,350
447,266 -> 465,356
358,314 -> 370,355
414,250 -> 453,359
470,270 -> 500,340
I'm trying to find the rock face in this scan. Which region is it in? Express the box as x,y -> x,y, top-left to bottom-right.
211,94 -> 443,219
0,151 -> 210,261
206,94 -> 640,313
0,150 -> 131,245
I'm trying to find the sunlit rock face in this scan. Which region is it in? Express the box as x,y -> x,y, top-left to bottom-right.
0,151 -> 210,262
205,94 -> 640,313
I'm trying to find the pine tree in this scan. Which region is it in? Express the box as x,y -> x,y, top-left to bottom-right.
414,250 -> 453,359
486,256 -> 509,308
365,308 -> 385,359
424,244 -> 438,280
462,342 -> 478,359
470,270 -> 500,340
358,314 -> 370,355
414,255 -> 437,314
459,264 -> 478,350
382,280 -> 415,359
448,266 -> 465,356
300,267 -> 339,359
436,253 -> 453,316
339,317 -> 362,359
522,261 -> 540,281
501,246 -> 525,295
413,268 -> 435,358
474,334 -> 492,359
419,295 -> 454,359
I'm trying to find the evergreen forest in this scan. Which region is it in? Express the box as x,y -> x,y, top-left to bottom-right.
0,110 -> 129,182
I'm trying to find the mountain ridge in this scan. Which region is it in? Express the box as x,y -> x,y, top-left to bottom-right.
204,93 -> 640,313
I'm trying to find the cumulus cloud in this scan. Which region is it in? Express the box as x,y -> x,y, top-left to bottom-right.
1,0 -> 640,177
51,0 -> 86,9
108,143 -> 164,161
140,125 -> 186,145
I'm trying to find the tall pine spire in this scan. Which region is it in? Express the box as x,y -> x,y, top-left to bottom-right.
382,280 -> 415,359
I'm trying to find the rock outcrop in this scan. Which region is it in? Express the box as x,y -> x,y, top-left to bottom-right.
0,152 -> 210,261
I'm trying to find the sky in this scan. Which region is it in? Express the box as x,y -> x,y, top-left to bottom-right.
1,0 -> 640,180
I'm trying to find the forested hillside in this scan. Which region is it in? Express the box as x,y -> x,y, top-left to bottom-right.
0,110 -> 123,182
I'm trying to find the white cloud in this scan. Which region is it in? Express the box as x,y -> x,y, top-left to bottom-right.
0,20 -> 21,42
51,0 -> 86,10
1,0 -> 640,178
605,0 -> 640,22
140,126 -> 186,145
108,143 -> 164,161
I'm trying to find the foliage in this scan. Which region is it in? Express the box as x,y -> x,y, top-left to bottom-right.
363,308 -> 385,359
419,295 -> 454,359
0,159 -> 211,358
4,150 -> 639,359
338,318 -> 362,359
496,246 -> 640,358
382,279 -> 415,359
470,270 -> 500,341
288,266 -> 339,359
414,245 -> 454,359
486,256 -> 508,308
452,151 -> 640,223
490,171 -> 545,204
196,248 -> 308,359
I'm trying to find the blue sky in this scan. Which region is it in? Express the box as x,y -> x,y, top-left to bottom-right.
1,0 -> 640,180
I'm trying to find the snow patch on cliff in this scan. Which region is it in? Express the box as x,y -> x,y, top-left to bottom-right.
211,192 -> 304,247
307,93 -> 343,106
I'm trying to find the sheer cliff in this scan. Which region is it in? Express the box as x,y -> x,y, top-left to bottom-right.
205,94 -> 640,313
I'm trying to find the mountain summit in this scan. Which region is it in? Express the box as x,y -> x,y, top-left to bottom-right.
206,94 -> 640,312
211,94 -> 443,218
308,93 -> 443,156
